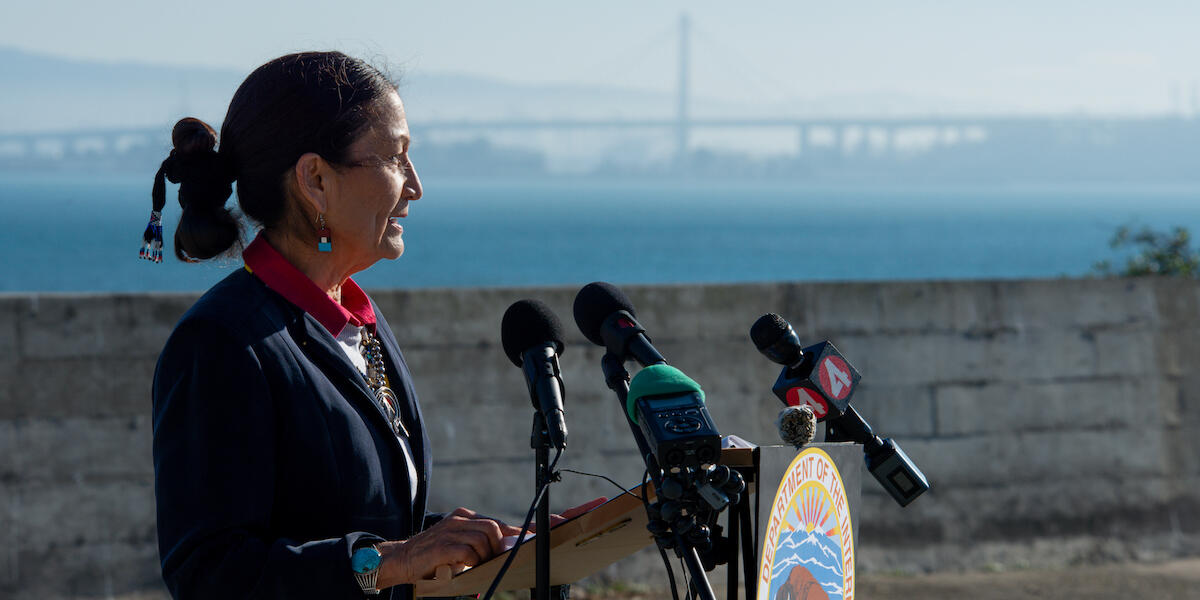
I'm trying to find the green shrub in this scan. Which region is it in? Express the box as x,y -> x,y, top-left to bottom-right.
1093,225 -> 1200,277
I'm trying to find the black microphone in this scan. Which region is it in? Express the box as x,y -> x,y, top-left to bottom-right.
573,282 -> 721,470
577,283 -> 734,600
573,281 -> 666,366
750,313 -> 930,507
751,312 -> 805,369
501,299 -> 567,450
750,313 -> 860,420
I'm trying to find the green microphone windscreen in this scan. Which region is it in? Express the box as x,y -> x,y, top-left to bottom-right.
625,364 -> 705,423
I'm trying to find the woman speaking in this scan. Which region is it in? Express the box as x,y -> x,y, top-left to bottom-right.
148,52 -> 581,599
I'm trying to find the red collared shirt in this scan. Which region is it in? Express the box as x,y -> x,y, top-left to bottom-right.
242,233 -> 420,498
242,233 -> 376,337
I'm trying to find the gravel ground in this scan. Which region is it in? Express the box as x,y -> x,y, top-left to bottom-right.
104,558 -> 1200,599
570,558 -> 1200,600
855,558 -> 1200,600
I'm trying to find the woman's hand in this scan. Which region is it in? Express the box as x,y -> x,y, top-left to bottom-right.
375,507 -> 521,588
542,496 -> 609,529
373,498 -> 608,589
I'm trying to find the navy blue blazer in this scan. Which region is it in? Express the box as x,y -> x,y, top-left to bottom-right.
152,268 -> 435,599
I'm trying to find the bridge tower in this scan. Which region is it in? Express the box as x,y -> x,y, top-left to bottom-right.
675,13 -> 690,164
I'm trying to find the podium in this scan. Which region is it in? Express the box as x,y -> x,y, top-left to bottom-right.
414,443 -> 862,599
754,443 -> 862,600
414,479 -> 657,597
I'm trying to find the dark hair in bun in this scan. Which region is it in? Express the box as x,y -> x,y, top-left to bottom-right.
164,118 -> 239,261
147,51 -> 397,262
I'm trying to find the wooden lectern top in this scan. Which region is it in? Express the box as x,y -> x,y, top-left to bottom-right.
414,482 -> 655,597
414,446 -> 757,597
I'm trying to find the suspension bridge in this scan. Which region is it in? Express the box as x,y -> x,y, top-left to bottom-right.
1,15 -> 1196,168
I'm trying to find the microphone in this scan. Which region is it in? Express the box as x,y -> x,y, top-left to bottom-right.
573,282 -> 721,470
751,313 -> 805,369
750,313 -> 930,507
573,282 -> 666,367
576,283 -> 736,600
776,405 -> 816,449
501,299 -> 567,450
750,313 -> 860,421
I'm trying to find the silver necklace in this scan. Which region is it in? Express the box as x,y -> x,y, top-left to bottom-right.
360,329 -> 409,438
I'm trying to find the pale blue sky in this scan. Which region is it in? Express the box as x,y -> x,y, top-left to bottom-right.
4,0 -> 1200,114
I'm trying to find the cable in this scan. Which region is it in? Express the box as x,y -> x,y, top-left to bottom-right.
690,23 -> 806,104
576,22 -> 676,90
659,545 -> 681,600
644,469 -> 681,600
480,447 -> 563,600
480,482 -> 544,600
679,555 -> 694,600
548,446 -> 563,475
558,468 -> 645,502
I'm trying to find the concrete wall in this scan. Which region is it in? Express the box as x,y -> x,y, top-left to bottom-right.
1,278 -> 1198,598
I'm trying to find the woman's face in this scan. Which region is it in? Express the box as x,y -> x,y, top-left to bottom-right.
325,90 -> 422,271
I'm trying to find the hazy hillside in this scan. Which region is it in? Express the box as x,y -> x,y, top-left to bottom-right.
7,46 -> 1196,181
0,46 -> 243,132
0,46 -> 1003,135
0,47 -> 687,133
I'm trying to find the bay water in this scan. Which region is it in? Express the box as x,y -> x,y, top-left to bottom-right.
2,172 -> 1198,293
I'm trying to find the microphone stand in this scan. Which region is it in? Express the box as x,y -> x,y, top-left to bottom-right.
600,354 -> 718,600
530,412 -> 553,600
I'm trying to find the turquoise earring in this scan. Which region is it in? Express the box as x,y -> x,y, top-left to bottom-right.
318,214 -> 332,252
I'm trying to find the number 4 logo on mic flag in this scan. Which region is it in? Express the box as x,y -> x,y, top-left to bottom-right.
819,356 -> 854,401
785,387 -> 829,418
